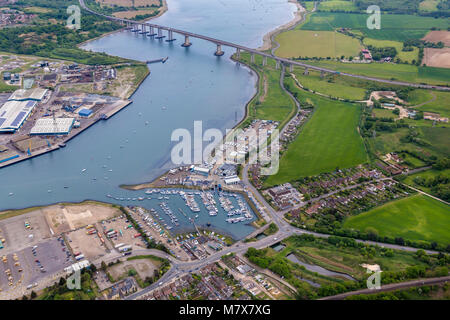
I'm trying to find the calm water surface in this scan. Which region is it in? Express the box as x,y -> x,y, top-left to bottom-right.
0,0 -> 297,238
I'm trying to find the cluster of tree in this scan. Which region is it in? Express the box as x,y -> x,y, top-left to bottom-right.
367,45 -> 397,61
413,173 -> 450,201
345,285 -> 442,300
0,0 -> 127,64
354,0 -> 422,15
37,266 -> 98,300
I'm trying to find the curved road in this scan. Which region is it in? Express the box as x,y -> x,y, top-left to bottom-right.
77,0 -> 444,300
79,0 -> 449,91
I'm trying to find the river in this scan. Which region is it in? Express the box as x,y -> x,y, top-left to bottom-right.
0,0 -> 297,239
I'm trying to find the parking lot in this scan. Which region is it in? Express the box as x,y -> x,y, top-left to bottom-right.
99,215 -> 146,251
66,227 -> 109,262
0,238 -> 72,295
0,210 -> 52,255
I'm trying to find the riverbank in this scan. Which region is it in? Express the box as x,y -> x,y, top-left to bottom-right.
78,0 -> 168,48
257,0 -> 305,52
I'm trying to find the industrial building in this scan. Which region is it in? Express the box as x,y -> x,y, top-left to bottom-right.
0,100 -> 37,133
78,108 -> 93,117
30,117 -> 75,135
7,88 -> 48,101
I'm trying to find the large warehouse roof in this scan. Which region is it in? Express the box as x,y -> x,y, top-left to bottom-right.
0,100 -> 37,133
8,88 -> 48,101
30,118 -> 75,135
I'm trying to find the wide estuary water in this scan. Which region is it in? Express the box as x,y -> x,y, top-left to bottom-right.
0,0 -> 297,239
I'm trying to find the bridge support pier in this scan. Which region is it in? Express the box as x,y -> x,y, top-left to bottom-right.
275,60 -> 280,69
303,67 -> 309,75
236,48 -> 240,59
320,70 -> 325,79
155,28 -> 165,39
250,53 -> 255,63
131,24 -> 139,33
181,35 -> 192,47
289,64 -> 293,72
262,56 -> 267,66
214,44 -> 224,56
148,26 -> 156,37
166,30 -> 176,42
140,24 -> 147,34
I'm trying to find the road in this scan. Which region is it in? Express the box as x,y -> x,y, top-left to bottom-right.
76,0 -> 446,300
79,0 -> 449,91
319,276 -> 450,300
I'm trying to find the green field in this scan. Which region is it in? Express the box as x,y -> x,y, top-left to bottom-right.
317,0 -> 358,12
372,108 -> 397,119
275,30 -> 361,59
265,87 -> 367,185
304,60 -> 450,86
419,0 -> 440,12
301,12 -> 449,41
238,54 -> 296,127
343,195 -> 450,245
407,90 -> 450,117
363,38 -> 419,63
403,169 -> 450,194
291,67 -> 367,101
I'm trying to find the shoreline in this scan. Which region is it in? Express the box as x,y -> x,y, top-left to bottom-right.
78,0 -> 168,47
256,0 -> 305,52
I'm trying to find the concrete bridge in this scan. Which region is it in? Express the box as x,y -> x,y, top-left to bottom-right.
79,0 -> 449,91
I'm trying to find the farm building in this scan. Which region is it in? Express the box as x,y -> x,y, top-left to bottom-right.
30,118 -> 75,135
0,100 -> 37,133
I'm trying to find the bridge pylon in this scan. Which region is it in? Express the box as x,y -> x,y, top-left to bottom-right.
155,28 -> 166,39
250,53 -> 255,63
147,26 -> 157,37
289,64 -> 293,72
214,44 -> 224,56
275,60 -> 280,69
165,30 -> 176,42
303,67 -> 309,75
236,48 -> 241,59
262,56 -> 267,67
181,35 -> 192,47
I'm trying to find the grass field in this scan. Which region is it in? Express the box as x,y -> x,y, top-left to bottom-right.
291,66 -> 367,101
403,169 -> 450,194
363,38 -> 419,63
419,0 -> 440,12
238,53 -> 296,127
372,108 -> 397,119
265,86 -> 367,186
407,89 -> 450,117
275,30 -> 361,59
317,0 -> 358,12
343,195 -> 450,245
300,12 -> 449,41
304,60 -> 450,86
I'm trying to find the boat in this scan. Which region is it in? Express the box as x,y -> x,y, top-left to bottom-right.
81,168 -> 87,173
8,192 -> 13,196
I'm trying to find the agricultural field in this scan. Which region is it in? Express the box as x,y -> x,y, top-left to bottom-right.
290,67 -> 367,101
304,60 -> 450,86
363,38 -> 419,63
422,48 -> 450,69
300,12 -> 449,41
419,0 -> 441,12
372,108 -> 397,119
343,194 -> 450,245
402,168 -> 450,194
422,30 -> 450,46
265,87 -> 367,186
274,30 -> 362,59
368,124 -> 450,160
317,0 -> 358,12
238,54 -> 296,127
